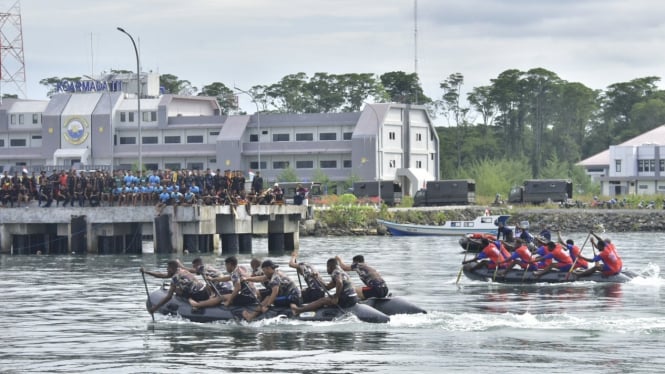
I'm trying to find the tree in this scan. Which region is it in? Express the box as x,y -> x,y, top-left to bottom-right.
39,76 -> 82,97
467,85 -> 496,127
379,71 -> 431,104
160,73 -> 197,95
199,82 -> 237,115
438,73 -> 471,169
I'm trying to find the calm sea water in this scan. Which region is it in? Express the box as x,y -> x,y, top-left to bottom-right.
2,232 -> 665,373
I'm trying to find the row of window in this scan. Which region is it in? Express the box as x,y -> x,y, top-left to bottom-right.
248,160 -> 352,170
250,132 -> 353,142
119,111 -> 157,123
0,135 -> 42,147
118,135 -> 206,145
250,130 -> 427,143
9,113 -> 41,126
615,159 -> 665,173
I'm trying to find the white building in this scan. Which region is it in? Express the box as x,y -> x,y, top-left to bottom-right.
0,74 -> 440,196
578,125 -> 665,196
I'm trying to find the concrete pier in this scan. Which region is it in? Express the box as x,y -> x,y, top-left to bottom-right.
0,204 -> 306,255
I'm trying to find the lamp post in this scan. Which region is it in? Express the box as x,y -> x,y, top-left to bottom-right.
117,27 -> 142,178
234,86 -> 261,173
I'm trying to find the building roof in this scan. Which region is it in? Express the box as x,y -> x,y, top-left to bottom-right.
578,124 -> 665,167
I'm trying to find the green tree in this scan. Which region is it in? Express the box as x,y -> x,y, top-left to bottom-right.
438,73 -> 471,169
199,82 -> 237,114
379,71 -> 431,104
39,76 -> 81,97
160,73 -> 197,95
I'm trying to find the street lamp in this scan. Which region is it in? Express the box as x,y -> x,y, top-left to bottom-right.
116,27 -> 142,178
234,86 -> 261,173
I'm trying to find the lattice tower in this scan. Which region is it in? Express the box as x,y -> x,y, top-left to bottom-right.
0,0 -> 26,98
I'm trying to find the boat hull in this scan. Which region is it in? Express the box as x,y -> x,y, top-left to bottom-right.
360,296 -> 426,315
377,215 -> 511,237
462,263 -> 635,284
146,288 -> 390,323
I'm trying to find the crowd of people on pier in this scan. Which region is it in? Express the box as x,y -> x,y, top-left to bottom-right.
140,251 -> 389,322
0,168 -> 308,210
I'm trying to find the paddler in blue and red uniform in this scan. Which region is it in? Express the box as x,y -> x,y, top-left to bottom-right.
463,238 -> 506,271
497,238 -> 536,275
556,231 -> 590,270
576,233 -> 623,278
533,241 -> 573,278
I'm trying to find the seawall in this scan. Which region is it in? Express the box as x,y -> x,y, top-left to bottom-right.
300,207 -> 665,236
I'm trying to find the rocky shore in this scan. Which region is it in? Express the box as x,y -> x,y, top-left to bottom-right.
300,207 -> 665,236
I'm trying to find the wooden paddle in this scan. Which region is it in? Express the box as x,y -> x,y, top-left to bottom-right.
565,231 -> 592,280
140,270 -> 155,322
455,237 -> 471,284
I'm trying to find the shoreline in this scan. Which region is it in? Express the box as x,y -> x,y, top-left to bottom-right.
301,207 -> 665,236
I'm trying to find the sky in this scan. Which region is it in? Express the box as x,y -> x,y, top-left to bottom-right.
4,0 -> 665,118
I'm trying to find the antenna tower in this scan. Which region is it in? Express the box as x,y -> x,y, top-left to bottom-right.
0,0 -> 26,98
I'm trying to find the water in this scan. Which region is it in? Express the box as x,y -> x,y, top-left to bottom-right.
2,233 -> 665,373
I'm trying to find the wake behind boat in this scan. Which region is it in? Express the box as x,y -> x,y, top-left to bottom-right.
377,214 -> 511,236
461,263 -> 636,284
146,286 -> 391,323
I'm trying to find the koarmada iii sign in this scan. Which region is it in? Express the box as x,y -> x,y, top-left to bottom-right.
56,79 -> 123,93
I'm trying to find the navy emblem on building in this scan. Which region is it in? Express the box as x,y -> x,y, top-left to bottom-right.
63,116 -> 90,145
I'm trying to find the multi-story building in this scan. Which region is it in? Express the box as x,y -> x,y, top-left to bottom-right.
0,74 -> 440,196
579,125 -> 665,196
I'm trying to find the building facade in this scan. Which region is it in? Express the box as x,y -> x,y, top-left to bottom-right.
0,75 -> 440,196
579,125 -> 665,196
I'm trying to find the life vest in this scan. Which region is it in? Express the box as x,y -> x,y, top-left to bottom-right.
568,244 -> 589,268
550,244 -> 573,266
470,233 -> 497,241
599,248 -> 622,276
514,245 -> 533,263
481,243 -> 504,268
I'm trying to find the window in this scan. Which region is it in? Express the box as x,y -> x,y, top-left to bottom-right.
187,135 -> 204,144
209,159 -> 216,164
164,136 -> 181,144
416,133 -> 422,141
144,163 -> 158,171
320,160 -> 337,168
10,139 -> 26,147
209,131 -> 219,136
165,163 -> 181,171
273,133 -> 290,142
638,159 -> 655,172
119,136 -> 136,145
128,112 -> 135,122
249,134 -> 258,142
187,162 -> 204,170
416,160 -> 422,168
32,135 -> 42,140
319,132 -> 336,141
615,159 -> 622,172
273,161 -> 290,169
120,112 -> 126,122
10,114 -> 15,124
142,111 -> 157,122
431,153 -> 434,160
389,160 -> 396,168
343,132 -> 352,140
32,113 -> 40,124
0,139 -> 4,147
296,160 -> 314,169
250,161 -> 267,170
343,160 -> 352,168
661,160 -> 665,172
389,131 -> 396,140
142,136 -> 158,144
18,114 -> 24,125
296,133 -> 313,141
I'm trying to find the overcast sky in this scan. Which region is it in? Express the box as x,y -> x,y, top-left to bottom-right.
5,0 -> 665,115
